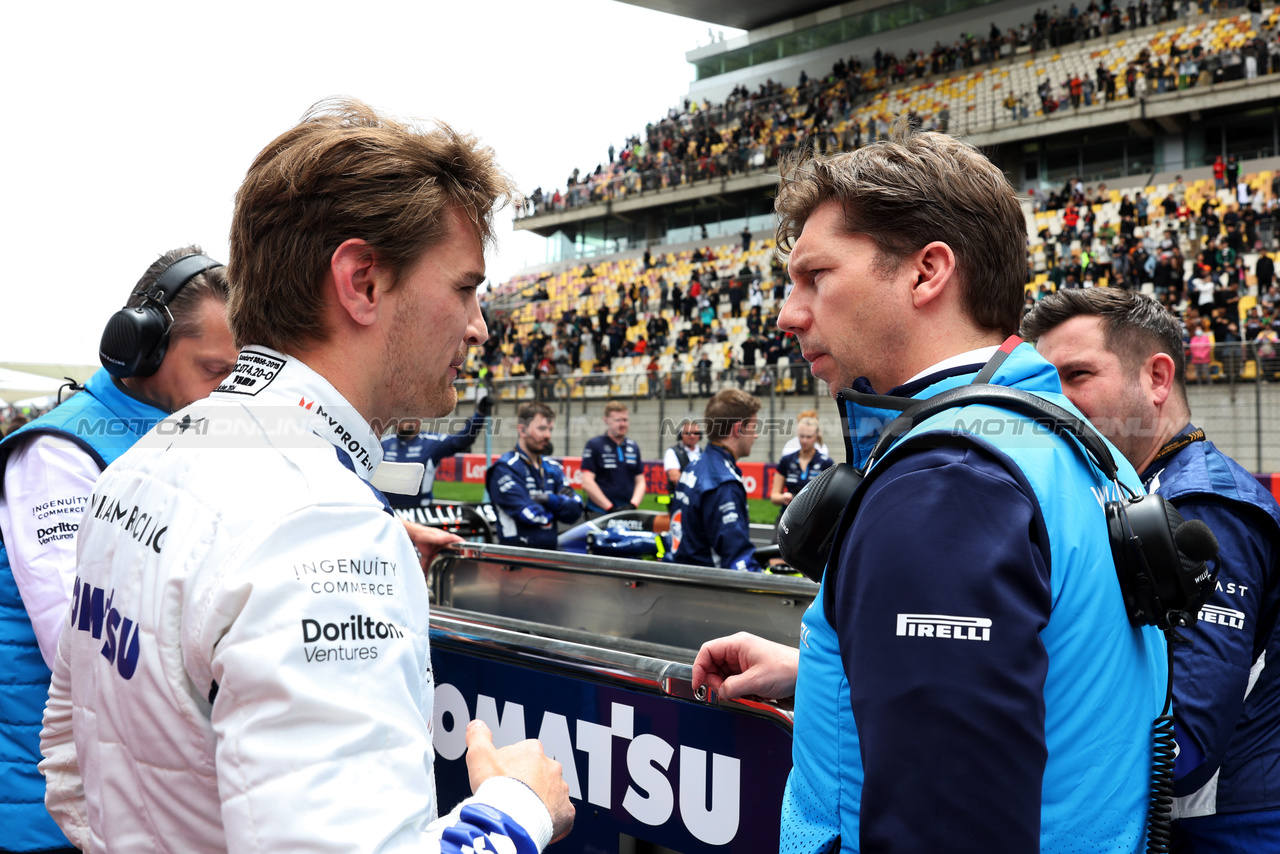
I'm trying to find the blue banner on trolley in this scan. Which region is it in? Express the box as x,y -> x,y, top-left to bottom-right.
431,644 -> 793,853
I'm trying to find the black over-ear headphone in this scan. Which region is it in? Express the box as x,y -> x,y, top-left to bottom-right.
99,253 -> 225,378
778,384 -> 1219,633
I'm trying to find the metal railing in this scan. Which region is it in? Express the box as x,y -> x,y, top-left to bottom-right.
457,366 -> 829,466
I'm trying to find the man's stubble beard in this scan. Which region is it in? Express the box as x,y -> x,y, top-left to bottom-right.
385,298 -> 458,421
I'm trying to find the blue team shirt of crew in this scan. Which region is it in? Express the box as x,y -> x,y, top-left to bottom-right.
1148,426 -> 1280,848
774,448 -> 834,520
487,447 -> 583,548
670,443 -> 759,572
580,434 -> 643,511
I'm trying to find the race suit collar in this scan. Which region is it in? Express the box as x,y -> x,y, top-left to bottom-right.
1142,423 -> 1205,490
902,345 -> 1002,385
707,442 -> 741,470
212,347 -> 385,481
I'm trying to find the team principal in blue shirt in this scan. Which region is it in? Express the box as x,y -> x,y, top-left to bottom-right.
579,400 -> 645,514
1026,288 -> 1280,854
693,130 -> 1166,853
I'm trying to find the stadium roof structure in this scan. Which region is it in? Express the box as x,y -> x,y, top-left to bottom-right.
615,0 -> 834,32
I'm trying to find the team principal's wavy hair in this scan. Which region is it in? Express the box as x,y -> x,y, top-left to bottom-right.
228,98 -> 517,351
774,125 -> 1027,335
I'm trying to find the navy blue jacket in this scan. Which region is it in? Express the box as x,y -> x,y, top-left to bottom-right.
1150,427 -> 1280,829
580,434 -> 643,511
486,448 -> 583,548
670,444 -> 759,572
380,411 -> 484,507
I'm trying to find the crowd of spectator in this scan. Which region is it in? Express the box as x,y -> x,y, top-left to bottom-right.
1026,168 -> 1280,381
476,238 -> 816,400
0,405 -> 47,438
1023,26 -> 1276,115
484,162 -> 1280,404
518,0 -> 1280,217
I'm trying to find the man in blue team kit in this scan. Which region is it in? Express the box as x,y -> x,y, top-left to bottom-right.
488,401 -> 583,548
381,392 -> 492,507
579,400 -> 644,514
1025,288 -> 1280,854
693,130 -> 1166,853
670,389 -> 762,572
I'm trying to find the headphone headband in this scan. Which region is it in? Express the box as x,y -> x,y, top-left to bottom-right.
137,253 -> 224,309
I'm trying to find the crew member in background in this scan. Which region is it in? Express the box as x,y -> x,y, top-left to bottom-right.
663,420 -> 703,493
778,408 -> 830,458
670,389 -> 762,572
769,415 -> 833,523
0,246 -> 238,854
1023,288 -> 1280,852
381,391 -> 492,507
488,401 -> 583,548
580,399 -> 644,513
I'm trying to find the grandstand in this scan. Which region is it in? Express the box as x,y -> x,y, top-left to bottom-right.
517,0 -> 1280,250
469,0 -> 1280,471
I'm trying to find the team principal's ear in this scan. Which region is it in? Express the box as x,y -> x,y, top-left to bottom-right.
329,239 -> 394,328
908,241 -> 958,310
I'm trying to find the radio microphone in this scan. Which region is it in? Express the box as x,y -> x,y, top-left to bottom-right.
1174,519 -> 1218,565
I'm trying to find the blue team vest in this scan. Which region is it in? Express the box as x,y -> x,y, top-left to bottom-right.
782,345 -> 1167,853
0,368 -> 166,851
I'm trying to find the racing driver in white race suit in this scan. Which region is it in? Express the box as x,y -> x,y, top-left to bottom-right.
38,99 -> 574,853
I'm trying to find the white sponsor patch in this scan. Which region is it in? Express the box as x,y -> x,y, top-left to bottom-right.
215,349 -> 284,397
1199,604 -> 1246,630
896,613 -> 992,641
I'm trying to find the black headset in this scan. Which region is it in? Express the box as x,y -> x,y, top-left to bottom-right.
99,253 -> 225,378
778,383 -> 1219,633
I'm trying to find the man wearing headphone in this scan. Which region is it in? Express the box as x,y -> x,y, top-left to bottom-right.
0,246 -> 236,854
1025,288 -> 1280,853
692,132 -> 1166,852
39,100 -> 573,854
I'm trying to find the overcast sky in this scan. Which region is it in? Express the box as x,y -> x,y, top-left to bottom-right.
2,0 -> 740,365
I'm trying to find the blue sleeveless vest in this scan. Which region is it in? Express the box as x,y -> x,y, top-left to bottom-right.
781,344 -> 1167,853
0,368 -> 166,851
